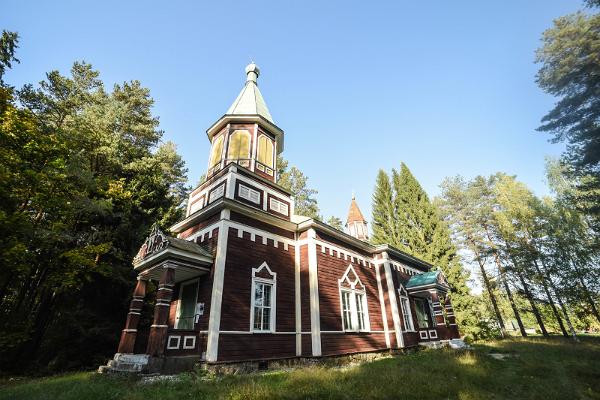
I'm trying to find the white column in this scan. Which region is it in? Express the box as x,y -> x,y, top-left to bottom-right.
375,263 -> 391,348
205,211 -> 230,362
307,228 -> 321,356
294,236 -> 302,356
382,252 -> 404,348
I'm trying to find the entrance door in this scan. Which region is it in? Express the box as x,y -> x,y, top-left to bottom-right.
176,280 -> 198,329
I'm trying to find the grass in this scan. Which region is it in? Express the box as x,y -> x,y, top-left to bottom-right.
1,337 -> 600,400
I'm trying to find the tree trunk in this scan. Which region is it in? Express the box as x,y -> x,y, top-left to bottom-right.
553,286 -> 578,341
471,247 -> 506,337
533,259 -> 568,337
515,270 -> 549,337
569,257 -> 600,324
490,248 -> 527,337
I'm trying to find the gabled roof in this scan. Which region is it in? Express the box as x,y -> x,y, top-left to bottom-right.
225,63 -> 274,124
347,196 -> 366,224
406,270 -> 440,288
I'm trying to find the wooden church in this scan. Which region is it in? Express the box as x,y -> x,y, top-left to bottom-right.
102,63 -> 460,373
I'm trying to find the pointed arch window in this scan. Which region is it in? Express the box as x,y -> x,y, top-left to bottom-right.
250,262 -> 277,332
209,135 -> 224,167
338,265 -> 370,332
257,134 -> 274,168
228,130 -> 251,160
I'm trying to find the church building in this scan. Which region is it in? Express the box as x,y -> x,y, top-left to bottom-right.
103,63 -> 459,373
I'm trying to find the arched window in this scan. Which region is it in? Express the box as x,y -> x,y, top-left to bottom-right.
257,135 -> 274,168
208,135 -> 224,167
228,130 -> 251,160
250,262 -> 277,332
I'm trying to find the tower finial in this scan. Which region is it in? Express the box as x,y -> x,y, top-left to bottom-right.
245,62 -> 260,84
352,190 -> 355,200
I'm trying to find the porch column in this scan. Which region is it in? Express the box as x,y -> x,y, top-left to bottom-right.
117,276 -> 148,353
147,264 -> 175,356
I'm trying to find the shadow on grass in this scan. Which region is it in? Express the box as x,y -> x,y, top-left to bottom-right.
1,337 -> 599,400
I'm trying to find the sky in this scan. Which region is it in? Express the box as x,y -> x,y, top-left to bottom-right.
3,0 -> 579,223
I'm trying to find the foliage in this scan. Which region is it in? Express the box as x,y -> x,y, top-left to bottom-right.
325,216 -> 343,231
536,8 -> 600,222
0,33 -> 188,373
371,163 -> 474,338
277,155 -> 320,219
2,337 -> 600,400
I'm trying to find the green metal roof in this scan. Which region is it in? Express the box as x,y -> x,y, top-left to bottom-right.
406,270 -> 440,288
226,63 -> 274,124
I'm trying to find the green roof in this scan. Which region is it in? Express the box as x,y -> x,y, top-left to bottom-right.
406,270 -> 440,288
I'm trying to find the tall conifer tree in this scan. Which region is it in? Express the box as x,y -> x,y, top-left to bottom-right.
371,163 -> 473,336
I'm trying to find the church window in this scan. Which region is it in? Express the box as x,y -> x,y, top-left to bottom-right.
251,262 -> 277,332
257,135 -> 274,168
338,265 -> 370,332
208,135 -> 224,167
269,197 -> 289,216
239,184 -> 261,204
228,130 -> 251,160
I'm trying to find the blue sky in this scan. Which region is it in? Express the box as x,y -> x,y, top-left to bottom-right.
3,0 -> 578,222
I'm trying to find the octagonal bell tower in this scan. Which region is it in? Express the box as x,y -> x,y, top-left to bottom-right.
204,63 -> 284,183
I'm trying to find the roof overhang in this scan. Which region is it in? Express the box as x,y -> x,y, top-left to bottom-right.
206,114 -> 285,154
407,283 -> 450,295
169,197 -> 297,234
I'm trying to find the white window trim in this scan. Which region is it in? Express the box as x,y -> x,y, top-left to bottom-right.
175,279 -> 200,329
269,197 -> 289,216
167,335 -> 181,349
239,184 -> 261,204
428,329 -> 438,339
208,184 -> 225,203
398,289 -> 416,332
338,265 -> 371,332
419,330 -> 429,340
182,335 -> 196,349
250,262 -> 277,333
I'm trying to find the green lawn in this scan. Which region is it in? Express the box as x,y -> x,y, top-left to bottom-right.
1,337 -> 599,400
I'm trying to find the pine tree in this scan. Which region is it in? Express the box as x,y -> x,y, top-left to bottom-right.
372,164 -> 473,337
371,169 -> 396,245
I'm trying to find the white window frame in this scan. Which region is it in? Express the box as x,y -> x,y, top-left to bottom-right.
175,279 -> 200,329
250,262 -> 277,333
398,288 -> 415,332
338,265 -> 371,332
239,184 -> 261,204
167,335 -> 181,349
257,134 -> 274,168
208,184 -> 225,203
182,335 -> 196,349
269,197 -> 289,216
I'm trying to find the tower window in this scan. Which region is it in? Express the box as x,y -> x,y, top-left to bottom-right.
208,135 -> 224,167
228,130 -> 251,160
257,135 -> 274,168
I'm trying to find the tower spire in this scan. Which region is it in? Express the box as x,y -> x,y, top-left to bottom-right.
346,196 -> 368,241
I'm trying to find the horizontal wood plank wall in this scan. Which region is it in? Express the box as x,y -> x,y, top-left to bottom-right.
178,213 -> 221,239
403,332 -> 419,347
217,227 -> 296,361
230,211 -> 294,239
315,249 -> 388,356
321,333 -> 389,355
218,334 -> 295,361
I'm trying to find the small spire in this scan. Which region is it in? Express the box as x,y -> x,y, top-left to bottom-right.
352,190 -> 355,200
245,62 -> 260,84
